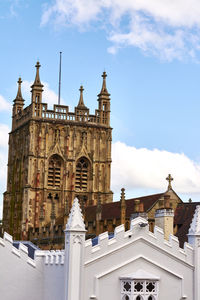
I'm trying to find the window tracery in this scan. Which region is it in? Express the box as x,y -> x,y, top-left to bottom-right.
120,279 -> 158,300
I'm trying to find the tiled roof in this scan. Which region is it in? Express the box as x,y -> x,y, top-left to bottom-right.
85,193 -> 164,221
126,193 -> 165,216
174,202 -> 199,247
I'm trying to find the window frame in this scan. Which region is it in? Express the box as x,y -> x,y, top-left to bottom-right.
120,276 -> 159,300
48,154 -> 63,188
75,157 -> 89,191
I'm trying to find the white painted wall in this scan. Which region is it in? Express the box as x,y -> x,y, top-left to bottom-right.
0,202 -> 199,300
0,233 -> 65,300
83,218 -> 194,300
0,233 -> 43,300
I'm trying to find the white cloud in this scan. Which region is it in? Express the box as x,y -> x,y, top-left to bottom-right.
22,81 -> 66,108
112,141 -> 200,195
0,124 -> 9,219
41,0 -> 200,61
0,137 -> 200,217
0,124 -> 9,148
0,95 -> 11,112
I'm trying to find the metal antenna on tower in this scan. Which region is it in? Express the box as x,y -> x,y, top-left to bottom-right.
58,52 -> 62,105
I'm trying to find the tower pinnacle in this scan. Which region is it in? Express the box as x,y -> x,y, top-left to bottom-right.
12,77 -> 24,117
15,77 -> 24,101
97,71 -> 111,125
31,61 -> 43,104
32,61 -> 43,87
99,71 -> 110,95
77,85 -> 86,107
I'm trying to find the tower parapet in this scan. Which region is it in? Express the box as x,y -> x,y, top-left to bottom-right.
12,65 -> 111,131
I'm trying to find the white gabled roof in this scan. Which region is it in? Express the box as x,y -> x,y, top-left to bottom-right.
188,205 -> 200,236
65,198 -> 86,232
119,269 -> 160,280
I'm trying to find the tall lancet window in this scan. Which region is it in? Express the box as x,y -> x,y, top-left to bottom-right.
48,154 -> 62,188
75,157 -> 89,191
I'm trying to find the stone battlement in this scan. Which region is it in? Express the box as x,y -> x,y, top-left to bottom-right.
84,216 -> 193,266
0,232 -> 36,268
13,102 -> 107,131
35,249 -> 65,265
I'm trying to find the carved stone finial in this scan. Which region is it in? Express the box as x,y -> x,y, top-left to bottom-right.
65,198 -> 86,232
100,71 -> 109,95
31,61 -> 43,89
34,61 -> 42,85
15,77 -> 23,100
166,174 -> 173,190
13,77 -> 24,106
77,85 -> 86,107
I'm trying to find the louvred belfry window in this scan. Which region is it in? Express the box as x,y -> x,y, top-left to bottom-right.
75,157 -> 89,191
48,154 -> 62,188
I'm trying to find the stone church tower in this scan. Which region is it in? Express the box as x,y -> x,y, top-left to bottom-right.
3,62 -> 113,241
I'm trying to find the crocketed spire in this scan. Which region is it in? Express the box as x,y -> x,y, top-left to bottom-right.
77,85 -> 86,108
66,198 -> 86,231
188,205 -> 200,235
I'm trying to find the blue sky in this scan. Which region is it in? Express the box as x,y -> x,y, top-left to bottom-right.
1,0 -> 200,216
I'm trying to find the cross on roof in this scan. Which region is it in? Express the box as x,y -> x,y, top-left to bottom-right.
166,174 -> 173,190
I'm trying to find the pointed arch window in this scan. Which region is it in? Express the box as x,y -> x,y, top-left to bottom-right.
75,157 -> 89,191
48,154 -> 62,188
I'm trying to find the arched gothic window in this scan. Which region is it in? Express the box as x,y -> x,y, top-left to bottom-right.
48,154 -> 62,187
75,157 -> 89,191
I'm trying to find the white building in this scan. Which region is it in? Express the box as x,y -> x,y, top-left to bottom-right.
0,198 -> 200,300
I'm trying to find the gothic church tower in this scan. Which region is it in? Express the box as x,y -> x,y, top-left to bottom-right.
3,62 -> 113,241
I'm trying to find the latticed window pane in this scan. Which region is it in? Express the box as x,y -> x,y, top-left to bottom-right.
123,281 -> 131,292
146,282 -> 156,293
48,155 -> 62,187
120,278 -> 158,300
75,157 -> 89,191
134,281 -> 144,293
